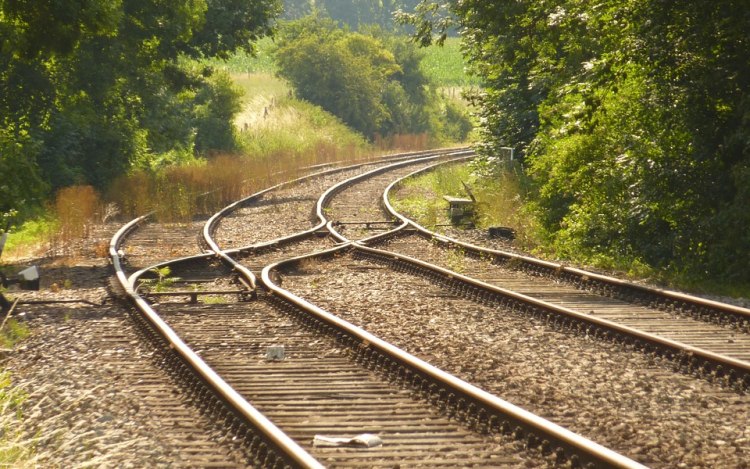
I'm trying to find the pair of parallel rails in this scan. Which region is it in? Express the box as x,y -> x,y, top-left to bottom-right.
110,149 -> 749,469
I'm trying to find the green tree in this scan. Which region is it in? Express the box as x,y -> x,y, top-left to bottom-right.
275,16 -> 400,137
275,15 -> 472,141
319,0 -> 421,31
402,0 -> 750,285
0,0 -> 280,219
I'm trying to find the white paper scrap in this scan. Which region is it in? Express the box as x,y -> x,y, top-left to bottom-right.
313,434 -> 383,448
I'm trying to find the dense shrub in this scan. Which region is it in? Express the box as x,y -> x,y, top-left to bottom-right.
404,0 -> 750,288
275,15 -> 473,142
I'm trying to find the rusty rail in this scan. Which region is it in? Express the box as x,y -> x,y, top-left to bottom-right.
111,214 -> 326,469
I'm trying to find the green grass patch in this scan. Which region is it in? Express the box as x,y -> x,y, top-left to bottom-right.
390,163 -> 473,227
232,72 -> 289,101
391,161 -> 534,247
420,37 -> 482,88
199,37 -> 277,75
0,319 -> 30,349
233,73 -> 369,158
2,217 -> 57,260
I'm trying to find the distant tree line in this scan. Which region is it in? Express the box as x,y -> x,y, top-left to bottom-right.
404,0 -> 750,286
282,0 -> 422,30
1,0 -> 280,221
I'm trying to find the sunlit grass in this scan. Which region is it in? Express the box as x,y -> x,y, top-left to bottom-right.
6,39 -> 439,253
0,320 -> 30,349
199,37 -> 277,75
232,73 -> 290,108
1,218 -> 57,260
421,37 -> 482,88
0,370 -> 32,467
391,161 -> 533,248
391,163 -> 472,228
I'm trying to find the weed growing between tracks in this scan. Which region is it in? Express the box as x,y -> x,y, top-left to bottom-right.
0,320 -> 30,350
138,267 -> 180,293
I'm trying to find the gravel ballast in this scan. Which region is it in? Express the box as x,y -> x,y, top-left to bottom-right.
2,227 -> 245,468
280,255 -> 750,469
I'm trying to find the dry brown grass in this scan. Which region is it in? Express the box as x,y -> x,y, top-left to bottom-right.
47,186 -> 102,256
374,133 -> 429,152
54,186 -> 99,241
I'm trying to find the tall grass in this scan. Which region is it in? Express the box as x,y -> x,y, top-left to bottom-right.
52,186 -> 100,251
374,134 -> 428,152
391,161 -> 535,249
198,37 -> 277,75
234,86 -> 371,158
5,186 -> 104,259
5,51 -> 440,257
0,370 -> 32,468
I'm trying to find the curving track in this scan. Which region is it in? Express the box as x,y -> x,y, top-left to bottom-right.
262,156 -> 750,468
108,148 -> 750,469
373,232 -> 750,363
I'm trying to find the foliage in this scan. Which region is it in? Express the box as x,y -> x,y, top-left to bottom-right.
420,37 -> 481,87
139,266 -> 179,293
0,130 -> 47,219
402,0 -> 750,288
0,0 -> 280,222
280,0 -> 315,21
0,319 -> 30,349
275,15 -> 473,142
0,216 -> 56,259
275,15 -> 399,137
311,0 -> 422,31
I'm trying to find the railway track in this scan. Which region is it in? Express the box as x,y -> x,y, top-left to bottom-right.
109,148 -> 750,468
149,275 -> 550,468
260,155 -> 750,468
111,149 -> 654,468
372,231 -> 750,363
378,161 -> 750,378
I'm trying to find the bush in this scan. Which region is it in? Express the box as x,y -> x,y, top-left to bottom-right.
275,15 -> 474,143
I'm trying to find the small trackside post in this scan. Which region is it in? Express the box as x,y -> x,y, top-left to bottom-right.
0,225 -> 42,314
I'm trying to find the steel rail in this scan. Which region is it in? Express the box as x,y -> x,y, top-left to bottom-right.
371,159 -> 750,390
261,248 -> 649,469
247,152 -> 650,469
380,161 -> 750,331
203,148 -> 471,286
359,243 -> 750,387
321,149 -> 475,243
110,148 -> 470,469
111,216 -> 326,469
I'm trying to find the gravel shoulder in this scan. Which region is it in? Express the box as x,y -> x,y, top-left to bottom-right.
2,224 -> 245,468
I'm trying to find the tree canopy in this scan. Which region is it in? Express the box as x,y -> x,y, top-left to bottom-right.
1,0 -> 280,219
281,0 -> 422,30
402,0 -> 750,285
